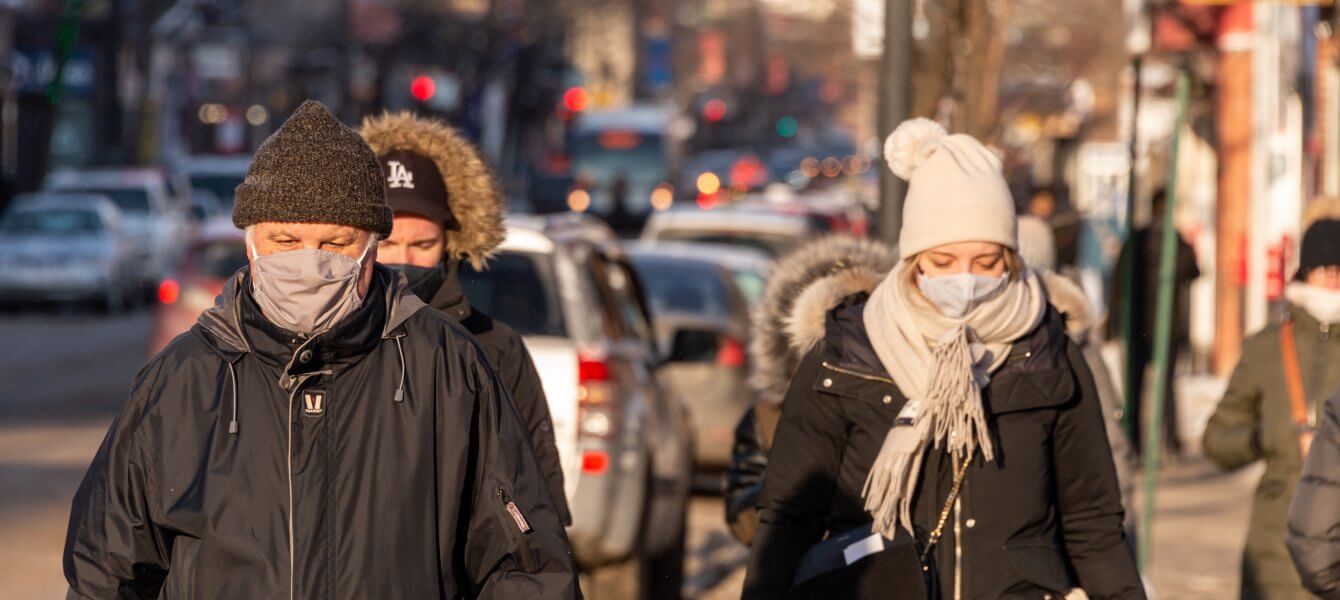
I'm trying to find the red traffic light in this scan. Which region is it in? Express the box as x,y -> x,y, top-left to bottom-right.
563,87 -> 590,113
410,76 -> 436,102
702,98 -> 727,123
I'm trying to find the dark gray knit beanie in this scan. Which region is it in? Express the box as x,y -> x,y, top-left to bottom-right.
233,100 -> 392,235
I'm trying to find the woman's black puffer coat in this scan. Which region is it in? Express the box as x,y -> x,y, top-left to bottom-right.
742,296 -> 1144,600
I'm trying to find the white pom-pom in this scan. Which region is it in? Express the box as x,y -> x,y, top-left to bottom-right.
883,118 -> 947,181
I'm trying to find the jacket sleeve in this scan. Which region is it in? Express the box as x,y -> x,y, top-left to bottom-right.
508,339 -> 571,526
1287,390 -> 1340,599
743,349 -> 847,599
64,360 -> 171,599
1202,349 -> 1264,470
1054,341 -> 1145,600
725,405 -> 769,546
462,353 -> 579,599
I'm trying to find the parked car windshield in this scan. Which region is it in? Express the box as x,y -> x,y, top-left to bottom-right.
460,251 -> 567,337
82,188 -> 151,215
730,269 -> 767,307
193,240 -> 248,279
2,209 -> 104,235
652,230 -> 796,257
189,175 -> 245,210
629,256 -> 734,320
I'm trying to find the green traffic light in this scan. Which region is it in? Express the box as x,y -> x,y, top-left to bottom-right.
776,116 -> 798,138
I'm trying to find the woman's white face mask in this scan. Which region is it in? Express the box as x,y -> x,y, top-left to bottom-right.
248,236 -> 374,336
1287,282 -> 1340,325
917,272 -> 1009,319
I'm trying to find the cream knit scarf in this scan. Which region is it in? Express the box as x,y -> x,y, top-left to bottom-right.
861,261 -> 1046,536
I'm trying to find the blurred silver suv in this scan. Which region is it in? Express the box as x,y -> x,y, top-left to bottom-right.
460,214 -> 694,598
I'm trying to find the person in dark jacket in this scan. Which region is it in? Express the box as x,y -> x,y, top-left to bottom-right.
1107,189 -> 1201,459
63,101 -> 578,599
360,111 -> 570,525
743,119 -> 1141,600
1215,216 -> 1340,600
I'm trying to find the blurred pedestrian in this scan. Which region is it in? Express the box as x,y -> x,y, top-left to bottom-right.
63,101 -> 578,599
1018,214 -> 1138,548
1207,215 -> 1340,600
1027,188 -> 1082,270
1107,189 -> 1200,459
742,119 -> 1141,599
360,111 -> 570,526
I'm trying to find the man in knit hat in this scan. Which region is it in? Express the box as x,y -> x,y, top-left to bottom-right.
359,110 -> 570,525
64,101 -> 579,599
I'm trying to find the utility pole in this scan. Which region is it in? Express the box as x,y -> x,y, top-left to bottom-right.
876,0 -> 913,245
1214,1 -> 1253,376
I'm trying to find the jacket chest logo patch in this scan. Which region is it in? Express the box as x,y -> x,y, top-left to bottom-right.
303,390 -> 326,416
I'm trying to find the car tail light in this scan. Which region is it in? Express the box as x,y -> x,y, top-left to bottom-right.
581,450 -> 610,474
578,353 -> 615,439
716,336 -> 746,369
158,279 -> 180,304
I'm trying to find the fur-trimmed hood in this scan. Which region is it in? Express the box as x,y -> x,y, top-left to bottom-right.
751,245 -> 1094,406
359,111 -> 505,269
748,235 -> 898,406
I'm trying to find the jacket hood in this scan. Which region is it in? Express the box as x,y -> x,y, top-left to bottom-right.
752,242 -> 1089,406
197,263 -> 428,357
748,235 -> 898,406
359,111 -> 505,269
1040,270 -> 1092,341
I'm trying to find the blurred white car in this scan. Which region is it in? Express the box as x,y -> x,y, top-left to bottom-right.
0,193 -> 139,311
43,168 -> 187,291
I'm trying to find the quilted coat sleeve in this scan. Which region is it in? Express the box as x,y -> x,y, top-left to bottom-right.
460,351 -> 580,599
1054,341 -> 1145,600
64,359 -> 172,599
1287,390 -> 1340,600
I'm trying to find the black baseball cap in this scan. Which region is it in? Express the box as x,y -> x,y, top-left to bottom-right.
378,149 -> 455,227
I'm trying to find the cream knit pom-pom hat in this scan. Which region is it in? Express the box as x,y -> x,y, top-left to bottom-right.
884,118 -> 1016,258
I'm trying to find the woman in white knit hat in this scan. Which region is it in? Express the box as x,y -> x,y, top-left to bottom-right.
741,119 -> 1143,600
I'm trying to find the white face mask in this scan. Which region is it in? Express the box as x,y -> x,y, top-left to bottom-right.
248,236 -> 373,336
1287,282 -> 1340,324
917,271 -> 1009,319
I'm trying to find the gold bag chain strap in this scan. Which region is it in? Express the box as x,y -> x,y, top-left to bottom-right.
920,454 -> 973,565
1281,319 -> 1311,432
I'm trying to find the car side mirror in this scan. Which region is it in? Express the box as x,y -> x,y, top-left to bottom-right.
666,328 -> 721,363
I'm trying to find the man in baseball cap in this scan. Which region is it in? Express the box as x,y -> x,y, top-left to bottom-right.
360,110 -> 570,525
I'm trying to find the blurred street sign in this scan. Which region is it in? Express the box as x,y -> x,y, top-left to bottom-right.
192,44 -> 242,80
1076,142 -> 1131,226
852,0 -> 884,58
1180,0 -> 1329,4
11,50 -> 94,95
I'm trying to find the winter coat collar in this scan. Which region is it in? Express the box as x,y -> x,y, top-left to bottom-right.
819,298 -> 1076,415
427,259 -> 472,322
197,263 -> 428,363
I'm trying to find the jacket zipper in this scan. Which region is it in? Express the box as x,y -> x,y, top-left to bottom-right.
285,335 -> 319,600
821,361 -> 895,384
286,384 -> 298,600
495,487 -> 537,571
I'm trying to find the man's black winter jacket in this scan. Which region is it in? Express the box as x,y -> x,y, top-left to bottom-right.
64,266 -> 578,599
432,261 -> 570,525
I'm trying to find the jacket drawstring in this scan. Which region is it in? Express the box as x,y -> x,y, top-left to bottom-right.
393,335 -> 406,403
228,360 -> 240,434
